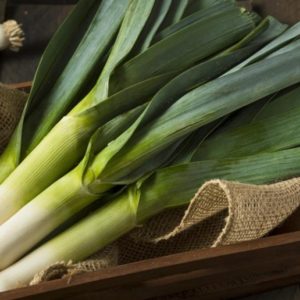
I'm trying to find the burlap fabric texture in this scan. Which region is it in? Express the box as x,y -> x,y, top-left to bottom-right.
0,86 -> 299,285
0,84 -> 27,152
31,178 -> 300,283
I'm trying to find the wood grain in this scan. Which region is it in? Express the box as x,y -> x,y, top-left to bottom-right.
1,231 -> 300,300
5,81 -> 31,90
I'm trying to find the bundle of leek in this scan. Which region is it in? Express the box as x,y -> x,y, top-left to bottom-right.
0,0 -> 272,223
0,46 -> 300,274
2,83 -> 300,290
1,0 -> 300,292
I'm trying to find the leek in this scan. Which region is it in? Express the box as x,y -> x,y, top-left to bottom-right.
129,0 -> 173,55
2,146 -> 300,290
1,1 -> 300,288
226,21 -> 300,74
0,7 -> 263,224
184,0 -> 224,17
1,48 -> 300,270
157,0 -> 189,31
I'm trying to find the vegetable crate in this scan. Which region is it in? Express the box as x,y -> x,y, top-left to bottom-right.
1,0 -> 300,299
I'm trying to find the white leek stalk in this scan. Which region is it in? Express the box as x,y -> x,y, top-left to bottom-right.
0,102 -> 145,267
0,191 -> 136,291
0,166 -> 101,271
2,145 -> 300,291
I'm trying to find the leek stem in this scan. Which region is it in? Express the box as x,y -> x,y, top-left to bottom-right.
0,115 -> 96,224
0,191 -> 137,291
0,166 -> 99,270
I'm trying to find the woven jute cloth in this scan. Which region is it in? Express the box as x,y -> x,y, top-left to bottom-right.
31,178 -> 300,284
30,244 -> 119,284
0,84 -> 27,152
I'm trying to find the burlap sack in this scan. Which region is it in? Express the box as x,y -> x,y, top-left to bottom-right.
31,178 -> 300,284
0,84 -> 27,152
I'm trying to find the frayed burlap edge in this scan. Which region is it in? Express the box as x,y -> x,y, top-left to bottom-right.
129,178 -> 300,246
30,244 -> 118,285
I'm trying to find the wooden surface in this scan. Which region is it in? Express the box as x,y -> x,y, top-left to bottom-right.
5,81 -> 31,90
2,231 -> 300,300
252,0 -> 300,25
274,208 -> 300,235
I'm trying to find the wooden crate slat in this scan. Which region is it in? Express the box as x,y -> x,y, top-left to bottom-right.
2,231 -> 300,300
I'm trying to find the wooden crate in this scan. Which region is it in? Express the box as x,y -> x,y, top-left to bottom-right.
1,1 -> 300,299
1,226 -> 300,300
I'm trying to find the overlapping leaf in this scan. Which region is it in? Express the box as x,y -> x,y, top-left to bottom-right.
192,85 -> 300,160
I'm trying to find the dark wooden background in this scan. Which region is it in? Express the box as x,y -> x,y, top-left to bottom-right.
0,1 -> 72,83
0,0 -> 299,83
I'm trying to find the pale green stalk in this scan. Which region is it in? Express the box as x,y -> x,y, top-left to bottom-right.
2,146 -> 300,291
0,0 -> 163,223
0,102 -> 145,224
0,165 -> 100,270
0,190 -> 136,291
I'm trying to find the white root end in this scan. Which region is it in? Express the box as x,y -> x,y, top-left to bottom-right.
0,20 -> 25,52
0,201 -> 55,270
0,246 -> 57,292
